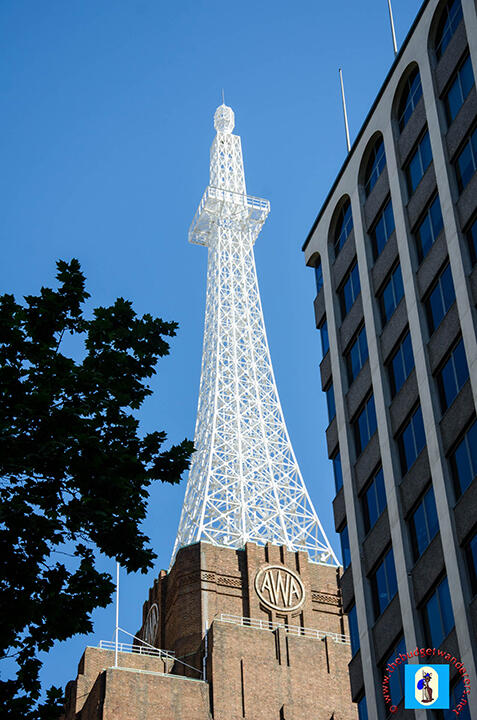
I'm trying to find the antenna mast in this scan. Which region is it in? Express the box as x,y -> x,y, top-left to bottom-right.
339,68 -> 351,153
171,104 -> 339,567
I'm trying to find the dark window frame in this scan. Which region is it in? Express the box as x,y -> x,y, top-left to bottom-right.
414,194 -> 444,263
422,575 -> 455,647
449,418 -> 477,498
425,262 -> 456,335
397,405 -> 426,476
455,125 -> 477,192
370,198 -> 395,261
364,138 -> 386,197
354,394 -> 377,457
398,68 -> 423,132
370,547 -> 397,619
435,0 -> 464,60
332,450 -> 343,493
362,467 -> 386,534
319,318 -> 329,357
339,262 -> 361,320
348,603 -> 359,656
345,324 -> 369,385
340,523 -> 351,570
314,259 -> 323,295
378,264 -> 404,326
334,200 -> 354,259
467,215 -> 477,266
325,382 -> 336,423
357,695 -> 368,720
464,531 -> 477,597
435,336 -> 469,413
388,330 -> 415,398
409,485 -> 439,562
405,129 -> 432,196
444,53 -> 475,126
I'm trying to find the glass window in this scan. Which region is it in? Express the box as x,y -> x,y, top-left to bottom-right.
382,636 -> 406,709
326,383 -> 336,423
406,130 -> 433,195
389,331 -> 415,397
442,678 -> 471,720
398,68 -> 423,132
397,406 -> 426,476
333,451 -> 343,493
415,194 -> 444,263
340,524 -> 351,569
371,199 -> 395,260
436,0 -> 464,60
465,531 -> 477,597
425,264 -> 456,334
379,265 -> 404,325
450,418 -> 477,496
468,216 -> 477,266
365,138 -> 386,197
357,696 -> 368,720
346,325 -> 369,384
436,337 -> 469,413
354,395 -> 377,457
363,467 -> 386,534
444,54 -> 475,125
334,200 -> 354,258
455,126 -> 477,192
422,576 -> 455,647
319,319 -> 329,356
348,603 -> 359,656
339,263 -> 361,319
409,486 -> 439,561
314,260 -> 323,294
371,547 -> 397,619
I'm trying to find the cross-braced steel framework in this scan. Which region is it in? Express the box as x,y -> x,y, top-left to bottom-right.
172,105 -> 338,566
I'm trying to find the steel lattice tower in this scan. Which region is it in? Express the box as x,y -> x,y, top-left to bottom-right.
172,105 -> 338,566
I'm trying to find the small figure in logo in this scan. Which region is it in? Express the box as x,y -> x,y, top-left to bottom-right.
416,671 -> 433,703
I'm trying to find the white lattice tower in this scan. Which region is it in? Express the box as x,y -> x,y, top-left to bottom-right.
172,105 -> 338,566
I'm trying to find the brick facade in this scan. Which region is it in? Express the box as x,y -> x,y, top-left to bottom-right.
61,542 -> 357,720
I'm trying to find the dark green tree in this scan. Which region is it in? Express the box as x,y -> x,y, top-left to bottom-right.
0,259 -> 193,718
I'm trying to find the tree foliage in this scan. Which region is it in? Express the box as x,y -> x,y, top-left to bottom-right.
0,259 -> 193,717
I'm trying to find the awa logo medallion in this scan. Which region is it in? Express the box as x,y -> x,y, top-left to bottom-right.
254,565 -> 305,612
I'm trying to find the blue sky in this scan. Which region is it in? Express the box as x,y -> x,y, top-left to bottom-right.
1,0 -> 423,697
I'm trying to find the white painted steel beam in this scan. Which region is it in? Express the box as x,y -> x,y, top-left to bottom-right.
171,105 -> 338,567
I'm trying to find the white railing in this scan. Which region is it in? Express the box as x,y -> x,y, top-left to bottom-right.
98,640 -> 174,658
218,614 -> 350,645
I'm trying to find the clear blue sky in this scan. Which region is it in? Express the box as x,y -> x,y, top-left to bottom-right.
1,0 -> 422,697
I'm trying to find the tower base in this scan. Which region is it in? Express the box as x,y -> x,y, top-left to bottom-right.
61,542 -> 357,720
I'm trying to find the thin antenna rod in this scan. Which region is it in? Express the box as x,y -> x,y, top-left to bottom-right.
387,0 -> 398,55
339,68 -> 351,153
222,88 -> 225,105
114,562 -> 119,667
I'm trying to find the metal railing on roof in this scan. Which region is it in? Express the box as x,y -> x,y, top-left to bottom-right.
98,639 -> 174,658
217,613 -> 350,645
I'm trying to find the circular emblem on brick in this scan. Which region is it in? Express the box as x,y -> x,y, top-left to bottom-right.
143,603 -> 159,645
254,565 -> 305,612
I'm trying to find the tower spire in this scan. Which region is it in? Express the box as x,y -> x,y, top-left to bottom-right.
171,106 -> 338,566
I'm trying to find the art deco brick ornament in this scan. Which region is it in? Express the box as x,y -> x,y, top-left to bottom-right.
172,105 -> 338,567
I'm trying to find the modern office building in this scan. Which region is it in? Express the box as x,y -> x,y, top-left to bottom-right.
303,0 -> 477,717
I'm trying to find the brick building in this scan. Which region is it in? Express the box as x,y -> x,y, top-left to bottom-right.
61,541 -> 356,720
